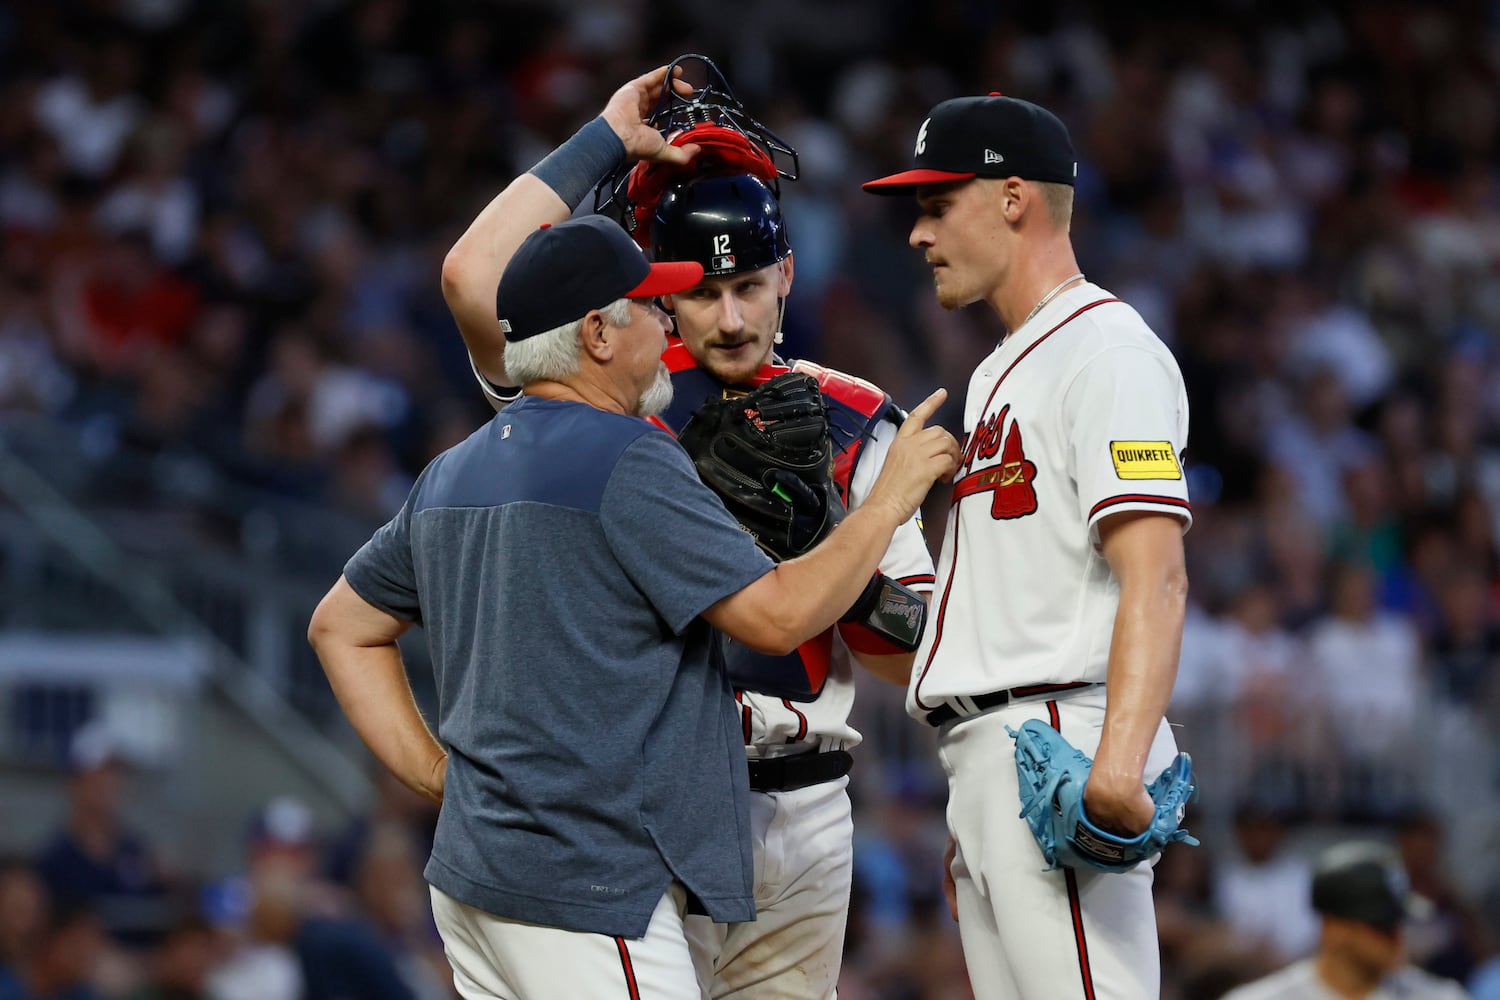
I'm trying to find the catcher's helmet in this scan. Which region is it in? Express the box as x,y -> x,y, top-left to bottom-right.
653,173 -> 791,278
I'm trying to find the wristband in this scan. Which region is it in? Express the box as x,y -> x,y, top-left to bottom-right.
527,116 -> 626,210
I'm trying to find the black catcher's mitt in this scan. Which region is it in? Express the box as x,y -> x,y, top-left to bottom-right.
676,371 -> 845,561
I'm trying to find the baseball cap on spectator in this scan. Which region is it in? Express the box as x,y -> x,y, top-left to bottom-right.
69,721 -> 129,772
1311,842 -> 1433,930
250,795 -> 317,849
495,215 -> 704,342
863,95 -> 1077,194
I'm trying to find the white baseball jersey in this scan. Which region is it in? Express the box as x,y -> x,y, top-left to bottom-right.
908,281 -> 1191,719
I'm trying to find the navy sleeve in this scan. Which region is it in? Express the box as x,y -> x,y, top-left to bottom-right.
342,490 -> 422,625
600,431 -> 775,634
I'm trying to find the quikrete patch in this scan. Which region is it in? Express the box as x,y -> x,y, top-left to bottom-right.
1109,441 -> 1182,480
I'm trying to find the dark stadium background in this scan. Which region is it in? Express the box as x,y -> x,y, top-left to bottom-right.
0,1 -> 1497,997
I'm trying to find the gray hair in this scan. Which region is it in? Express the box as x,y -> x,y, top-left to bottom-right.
503,298 -> 633,385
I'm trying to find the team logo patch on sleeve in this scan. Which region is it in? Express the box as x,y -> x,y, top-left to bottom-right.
1109,441 -> 1182,480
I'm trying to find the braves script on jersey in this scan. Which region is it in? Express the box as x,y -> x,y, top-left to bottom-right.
908,282 -> 1191,717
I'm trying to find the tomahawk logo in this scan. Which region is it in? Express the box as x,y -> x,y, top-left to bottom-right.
984,149 -> 1004,164
951,404 -> 1039,519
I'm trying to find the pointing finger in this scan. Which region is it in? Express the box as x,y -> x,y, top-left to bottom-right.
901,388 -> 948,433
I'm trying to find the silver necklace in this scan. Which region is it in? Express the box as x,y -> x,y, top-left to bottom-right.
1021,272 -> 1085,328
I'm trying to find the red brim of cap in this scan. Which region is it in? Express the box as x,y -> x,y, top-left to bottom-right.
861,169 -> 978,194
628,261 -> 705,298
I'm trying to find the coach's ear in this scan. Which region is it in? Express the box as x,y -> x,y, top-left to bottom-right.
579,309 -> 614,362
777,254 -> 794,297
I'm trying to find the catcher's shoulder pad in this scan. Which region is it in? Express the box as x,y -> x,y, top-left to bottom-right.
790,360 -> 895,499
789,360 -> 890,421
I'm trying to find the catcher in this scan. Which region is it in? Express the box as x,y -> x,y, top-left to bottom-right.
442,57 -> 939,999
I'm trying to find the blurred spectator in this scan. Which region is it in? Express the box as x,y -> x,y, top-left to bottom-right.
1396,811 -> 1488,986
125,917 -> 216,1000
1429,563 -> 1500,715
1220,841 -> 1468,1000
350,825 -> 450,1000
2,3 -> 1500,997
206,859 -> 413,1000
1266,368 -> 1376,532
324,767 -> 437,889
1305,561 -> 1423,819
1213,805 -> 1321,963
33,725 -> 169,949
50,227 -> 200,376
1158,841 -> 1280,1000
0,900 -> 108,1000
32,40 -> 144,180
0,861 -> 47,969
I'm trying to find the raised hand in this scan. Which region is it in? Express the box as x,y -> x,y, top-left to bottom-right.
601,65 -> 701,167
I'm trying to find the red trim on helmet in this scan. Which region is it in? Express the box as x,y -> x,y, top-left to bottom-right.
861,168 -> 978,194
627,124 -> 781,247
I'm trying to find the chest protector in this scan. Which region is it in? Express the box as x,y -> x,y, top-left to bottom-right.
651,339 -> 905,703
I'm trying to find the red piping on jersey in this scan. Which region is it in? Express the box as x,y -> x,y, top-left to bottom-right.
1088,494 -> 1192,520
1047,701 -> 1098,999
1063,869 -> 1097,1000
912,298 -> 1119,711
615,937 -> 642,1000
898,573 -> 936,588
735,691 -> 752,744
781,699 -> 809,742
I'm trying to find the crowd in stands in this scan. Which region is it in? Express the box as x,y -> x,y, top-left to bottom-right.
4,0 -> 1500,996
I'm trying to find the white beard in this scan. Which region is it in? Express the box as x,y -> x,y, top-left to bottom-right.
637,362 -> 674,418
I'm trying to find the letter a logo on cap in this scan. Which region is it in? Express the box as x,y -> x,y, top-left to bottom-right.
915,118 -> 930,156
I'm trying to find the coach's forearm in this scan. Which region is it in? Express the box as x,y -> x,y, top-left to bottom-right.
314,639 -> 447,804
442,118 -> 626,384
440,175 -> 569,384
706,502 -> 906,655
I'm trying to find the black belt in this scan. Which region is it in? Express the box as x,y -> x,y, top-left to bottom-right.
923,682 -> 1098,728
746,750 -> 853,792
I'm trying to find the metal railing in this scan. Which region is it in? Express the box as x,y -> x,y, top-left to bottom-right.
0,414 -> 378,809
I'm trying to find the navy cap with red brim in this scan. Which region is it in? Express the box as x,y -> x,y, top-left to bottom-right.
627,260 -> 704,298
862,95 -> 1077,197
497,216 -> 704,342
862,168 -> 978,194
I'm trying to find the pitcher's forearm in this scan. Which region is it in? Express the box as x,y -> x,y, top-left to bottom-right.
1094,574 -> 1185,784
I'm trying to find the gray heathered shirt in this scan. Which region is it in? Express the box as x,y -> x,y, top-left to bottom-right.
343,396 -> 775,938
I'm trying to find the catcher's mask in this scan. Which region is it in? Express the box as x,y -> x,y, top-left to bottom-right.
594,53 -> 798,241
653,173 -> 791,278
